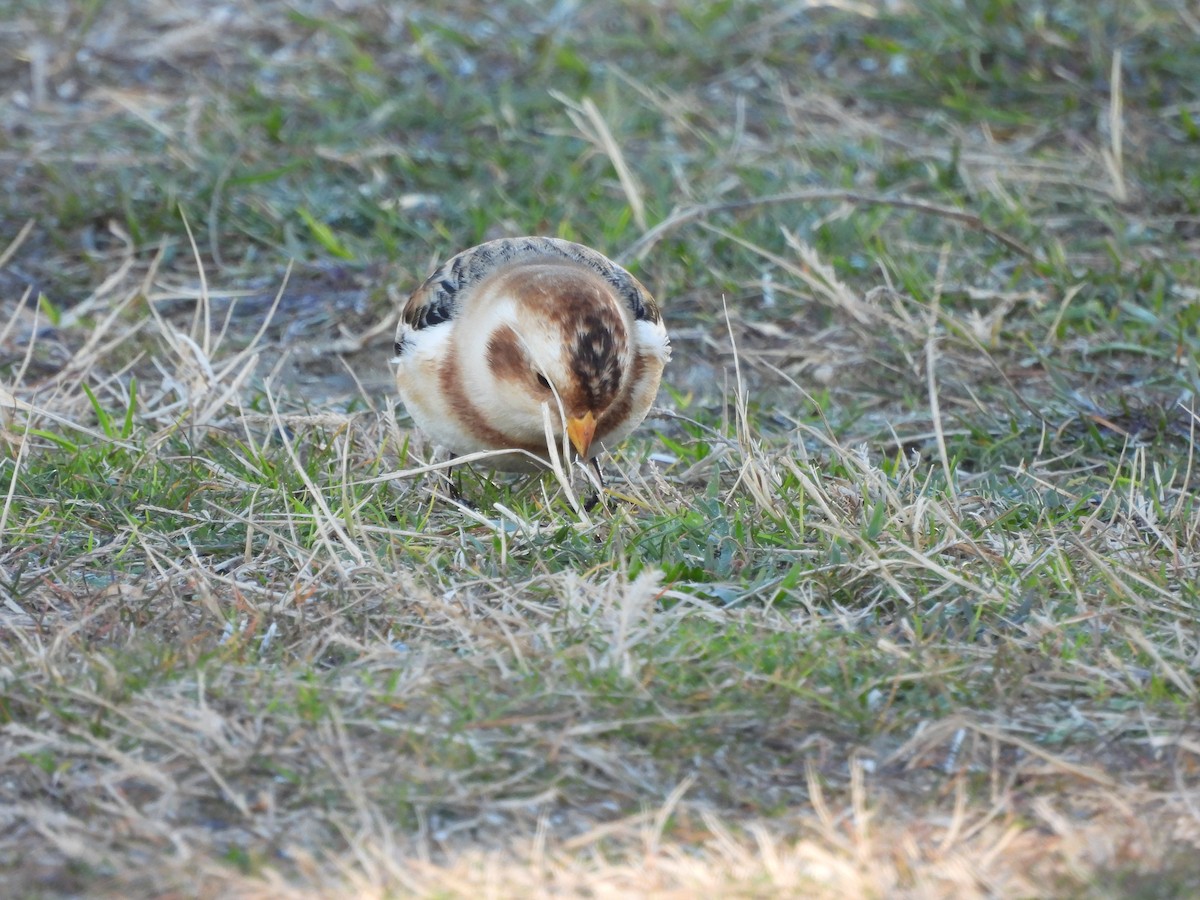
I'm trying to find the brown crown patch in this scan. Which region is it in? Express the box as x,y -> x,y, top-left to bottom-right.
498,263 -> 631,413
569,308 -> 625,411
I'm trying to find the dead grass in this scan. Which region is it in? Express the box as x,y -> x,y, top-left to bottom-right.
3,0 -> 1200,897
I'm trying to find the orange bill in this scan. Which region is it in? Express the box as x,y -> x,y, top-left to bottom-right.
566,410 -> 597,458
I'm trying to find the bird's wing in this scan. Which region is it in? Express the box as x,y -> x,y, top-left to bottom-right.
399,237 -> 660,333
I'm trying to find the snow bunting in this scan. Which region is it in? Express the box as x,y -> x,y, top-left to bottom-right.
393,236 -> 670,472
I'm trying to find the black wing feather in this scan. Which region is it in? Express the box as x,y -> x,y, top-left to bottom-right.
400,236 -> 659,338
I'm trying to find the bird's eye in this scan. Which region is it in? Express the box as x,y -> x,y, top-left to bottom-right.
536,374 -> 551,389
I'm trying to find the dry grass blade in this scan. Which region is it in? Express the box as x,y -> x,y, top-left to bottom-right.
553,92 -> 648,231
705,222 -> 879,325
0,219 -> 35,271
926,247 -> 958,505
1104,49 -> 1127,204
620,189 -> 1037,264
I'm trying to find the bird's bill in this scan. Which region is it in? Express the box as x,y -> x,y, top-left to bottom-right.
566,410 -> 597,458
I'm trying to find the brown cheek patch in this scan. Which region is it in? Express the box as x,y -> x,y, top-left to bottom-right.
439,349 -> 506,448
486,324 -> 528,384
439,347 -> 554,457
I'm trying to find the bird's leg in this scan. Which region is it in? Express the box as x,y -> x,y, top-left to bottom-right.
441,452 -> 465,503
583,457 -> 606,512
438,454 -> 486,511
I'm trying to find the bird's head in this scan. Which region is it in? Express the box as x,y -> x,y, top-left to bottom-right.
469,263 -> 632,460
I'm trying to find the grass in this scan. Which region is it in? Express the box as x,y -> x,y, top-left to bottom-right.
2,0 -> 1200,896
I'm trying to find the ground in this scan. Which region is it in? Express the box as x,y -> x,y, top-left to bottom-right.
1,1 -> 1199,897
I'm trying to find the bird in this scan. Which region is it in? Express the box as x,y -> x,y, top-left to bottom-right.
392,236 -> 670,477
